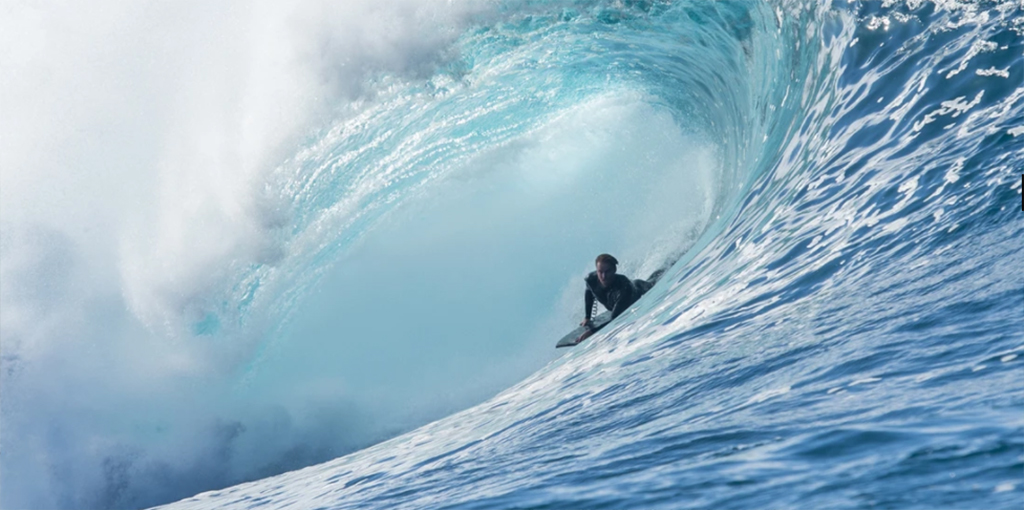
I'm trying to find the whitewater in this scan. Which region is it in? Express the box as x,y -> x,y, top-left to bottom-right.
1,0 -> 1021,509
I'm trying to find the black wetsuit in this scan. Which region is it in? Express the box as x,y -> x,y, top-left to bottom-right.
584,272 -> 655,331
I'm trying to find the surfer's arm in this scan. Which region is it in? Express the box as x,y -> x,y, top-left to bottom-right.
609,284 -> 637,320
609,299 -> 628,320
583,289 -> 595,322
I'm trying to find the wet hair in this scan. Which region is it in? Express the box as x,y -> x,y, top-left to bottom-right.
595,254 -> 618,268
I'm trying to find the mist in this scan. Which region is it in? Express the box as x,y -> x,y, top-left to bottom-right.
2,1 -> 484,508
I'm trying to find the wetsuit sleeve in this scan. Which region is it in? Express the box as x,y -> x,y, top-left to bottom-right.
584,288 -> 595,321
610,293 -> 630,319
609,280 -> 637,320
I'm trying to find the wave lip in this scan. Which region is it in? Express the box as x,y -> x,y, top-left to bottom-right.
6,0 -> 1024,509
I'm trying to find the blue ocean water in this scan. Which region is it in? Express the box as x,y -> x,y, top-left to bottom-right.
2,0 -> 1022,509
146,0 -> 1022,508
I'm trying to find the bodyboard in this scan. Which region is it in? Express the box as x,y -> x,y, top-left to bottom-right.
555,312 -> 612,348
555,259 -> 677,349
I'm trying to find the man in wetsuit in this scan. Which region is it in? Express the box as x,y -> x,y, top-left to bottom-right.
576,253 -> 659,343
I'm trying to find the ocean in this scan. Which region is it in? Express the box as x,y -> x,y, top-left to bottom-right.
1,1 -> 1021,509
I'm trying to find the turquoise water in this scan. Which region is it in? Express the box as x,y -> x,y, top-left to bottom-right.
2,1 -> 1022,509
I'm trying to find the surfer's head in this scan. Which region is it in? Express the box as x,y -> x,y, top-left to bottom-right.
595,253 -> 618,287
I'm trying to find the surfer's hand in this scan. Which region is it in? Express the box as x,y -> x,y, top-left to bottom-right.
580,318 -> 592,328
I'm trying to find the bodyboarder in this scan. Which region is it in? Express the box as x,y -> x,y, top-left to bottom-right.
576,253 -> 663,344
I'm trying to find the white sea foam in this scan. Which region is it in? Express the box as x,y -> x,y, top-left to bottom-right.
0,1 -> 490,508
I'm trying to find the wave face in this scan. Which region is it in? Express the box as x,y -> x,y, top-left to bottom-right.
2,0 -> 1022,509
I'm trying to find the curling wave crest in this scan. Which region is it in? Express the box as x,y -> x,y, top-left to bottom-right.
1,0 -> 1021,509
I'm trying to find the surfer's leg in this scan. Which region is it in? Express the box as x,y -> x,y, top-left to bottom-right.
646,268 -> 665,284
634,278 -> 654,295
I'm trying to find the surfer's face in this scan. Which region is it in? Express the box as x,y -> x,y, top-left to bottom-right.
596,262 -> 616,287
